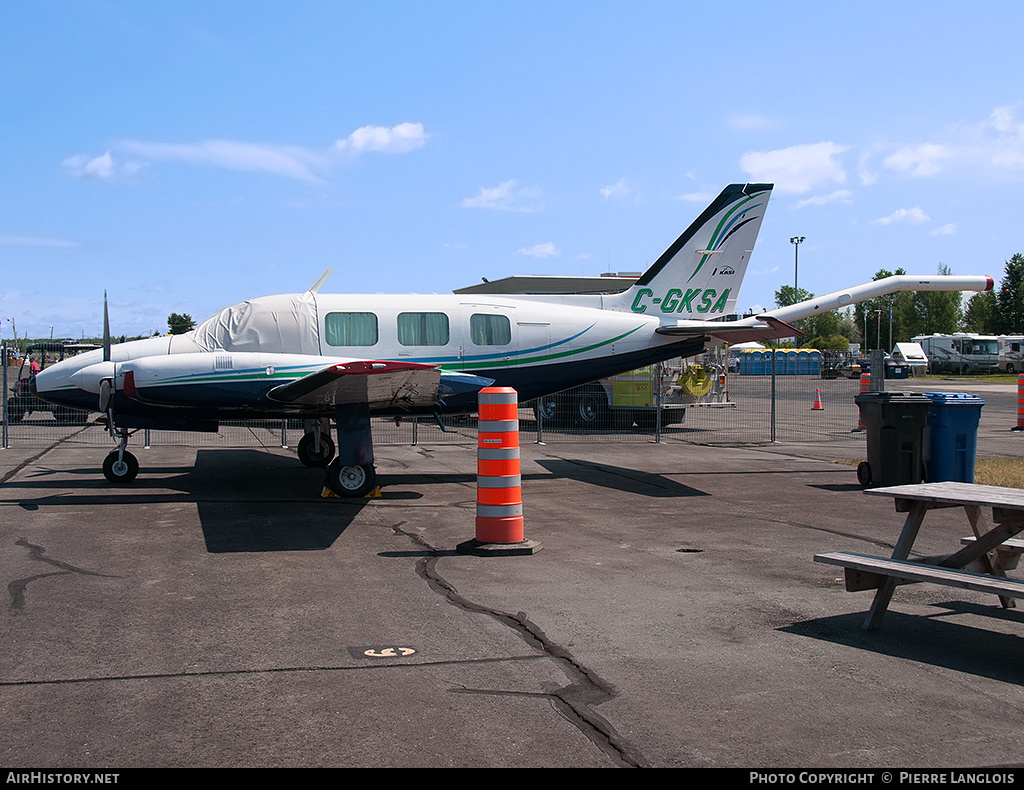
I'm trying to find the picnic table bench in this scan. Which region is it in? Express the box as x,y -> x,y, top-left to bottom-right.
814,482 -> 1024,630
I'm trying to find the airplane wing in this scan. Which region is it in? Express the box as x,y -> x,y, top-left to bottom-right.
267,360 -> 442,408
655,317 -> 802,344
267,360 -> 496,410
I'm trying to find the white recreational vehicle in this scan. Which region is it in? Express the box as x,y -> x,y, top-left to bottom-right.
912,333 -> 999,374
999,336 -> 1024,373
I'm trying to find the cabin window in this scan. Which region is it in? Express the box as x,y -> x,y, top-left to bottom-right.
470,314 -> 512,346
324,312 -> 378,346
397,312 -> 450,346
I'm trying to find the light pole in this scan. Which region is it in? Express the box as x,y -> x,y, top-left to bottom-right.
790,236 -> 805,296
790,236 -> 805,342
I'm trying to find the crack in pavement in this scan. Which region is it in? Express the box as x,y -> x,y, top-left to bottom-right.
392,521 -> 648,768
9,538 -> 120,615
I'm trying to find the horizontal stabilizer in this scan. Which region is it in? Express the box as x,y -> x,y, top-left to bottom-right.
655,316 -> 802,344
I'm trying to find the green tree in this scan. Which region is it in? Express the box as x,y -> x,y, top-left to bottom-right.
167,313 -> 195,335
964,289 -> 998,334
854,268 -> 907,351
773,285 -> 812,307
995,253 -> 1024,334
903,264 -> 963,338
774,286 -> 856,348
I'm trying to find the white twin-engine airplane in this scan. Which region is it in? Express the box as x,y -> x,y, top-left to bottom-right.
34,183 -> 993,496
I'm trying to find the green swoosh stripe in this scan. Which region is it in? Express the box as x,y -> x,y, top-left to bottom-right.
451,325 -> 645,371
686,193 -> 760,284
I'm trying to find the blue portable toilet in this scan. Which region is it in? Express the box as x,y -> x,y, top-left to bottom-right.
922,392 -> 985,482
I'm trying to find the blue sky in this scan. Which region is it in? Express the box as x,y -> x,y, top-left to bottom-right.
4,1 -> 1024,340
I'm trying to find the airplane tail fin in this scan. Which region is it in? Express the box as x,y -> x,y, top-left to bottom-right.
607,183 -> 772,318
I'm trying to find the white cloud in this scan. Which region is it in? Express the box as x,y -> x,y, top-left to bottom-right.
876,105 -> 1024,180
673,191 -> 715,203
517,242 -> 559,258
117,139 -> 326,182
600,179 -> 633,200
739,142 -> 849,193
930,223 -> 956,236
333,122 -> 428,155
0,234 -> 81,248
66,122 -> 429,184
872,207 -> 930,225
884,143 -> 953,177
461,180 -> 543,212
62,151 -> 141,180
796,190 -> 853,208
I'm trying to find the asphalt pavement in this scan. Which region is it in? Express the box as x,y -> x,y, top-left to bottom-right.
2,382 -> 1024,768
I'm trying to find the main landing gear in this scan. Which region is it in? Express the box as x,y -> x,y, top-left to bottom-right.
325,458 -> 377,498
297,419 -> 336,467
322,403 -> 377,498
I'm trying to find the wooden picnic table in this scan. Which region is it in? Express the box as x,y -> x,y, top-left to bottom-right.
815,481 -> 1024,630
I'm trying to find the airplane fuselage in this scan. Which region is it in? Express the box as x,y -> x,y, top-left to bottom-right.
35,293 -> 703,425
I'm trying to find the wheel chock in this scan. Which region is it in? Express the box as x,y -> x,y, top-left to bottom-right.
321,486 -> 382,499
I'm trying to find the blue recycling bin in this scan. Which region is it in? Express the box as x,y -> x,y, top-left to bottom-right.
922,392 -> 984,483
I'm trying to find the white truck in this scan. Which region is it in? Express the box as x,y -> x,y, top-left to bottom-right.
912,333 -> 999,374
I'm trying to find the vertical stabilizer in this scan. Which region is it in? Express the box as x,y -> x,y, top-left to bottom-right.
608,183 -> 772,318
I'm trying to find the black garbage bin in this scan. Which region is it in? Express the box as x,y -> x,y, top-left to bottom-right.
855,391 -> 931,488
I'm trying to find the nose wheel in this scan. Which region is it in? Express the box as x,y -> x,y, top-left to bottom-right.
103,449 -> 139,484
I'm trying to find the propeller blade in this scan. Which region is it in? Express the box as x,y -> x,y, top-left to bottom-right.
99,378 -> 111,413
102,291 -> 111,363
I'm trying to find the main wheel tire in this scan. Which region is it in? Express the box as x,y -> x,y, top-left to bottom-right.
325,459 -> 376,498
103,450 -> 139,484
297,432 -> 336,467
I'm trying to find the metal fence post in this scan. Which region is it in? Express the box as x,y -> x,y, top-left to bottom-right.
770,349 -> 777,443
653,362 -> 663,443
2,340 -> 7,449
870,349 -> 885,393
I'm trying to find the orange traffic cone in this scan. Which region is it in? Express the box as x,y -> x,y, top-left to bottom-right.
812,388 -> 824,410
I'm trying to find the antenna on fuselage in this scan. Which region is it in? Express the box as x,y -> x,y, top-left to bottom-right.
306,268 -> 333,294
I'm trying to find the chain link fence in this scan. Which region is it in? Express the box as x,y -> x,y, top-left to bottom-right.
3,341 -> 864,452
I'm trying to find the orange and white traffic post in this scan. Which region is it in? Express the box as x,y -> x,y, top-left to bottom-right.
1014,374 -> 1024,431
458,386 -> 542,555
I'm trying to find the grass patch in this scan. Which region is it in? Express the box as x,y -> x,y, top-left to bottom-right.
975,458 -> 1024,489
838,457 -> 1024,489
923,373 -> 1020,384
